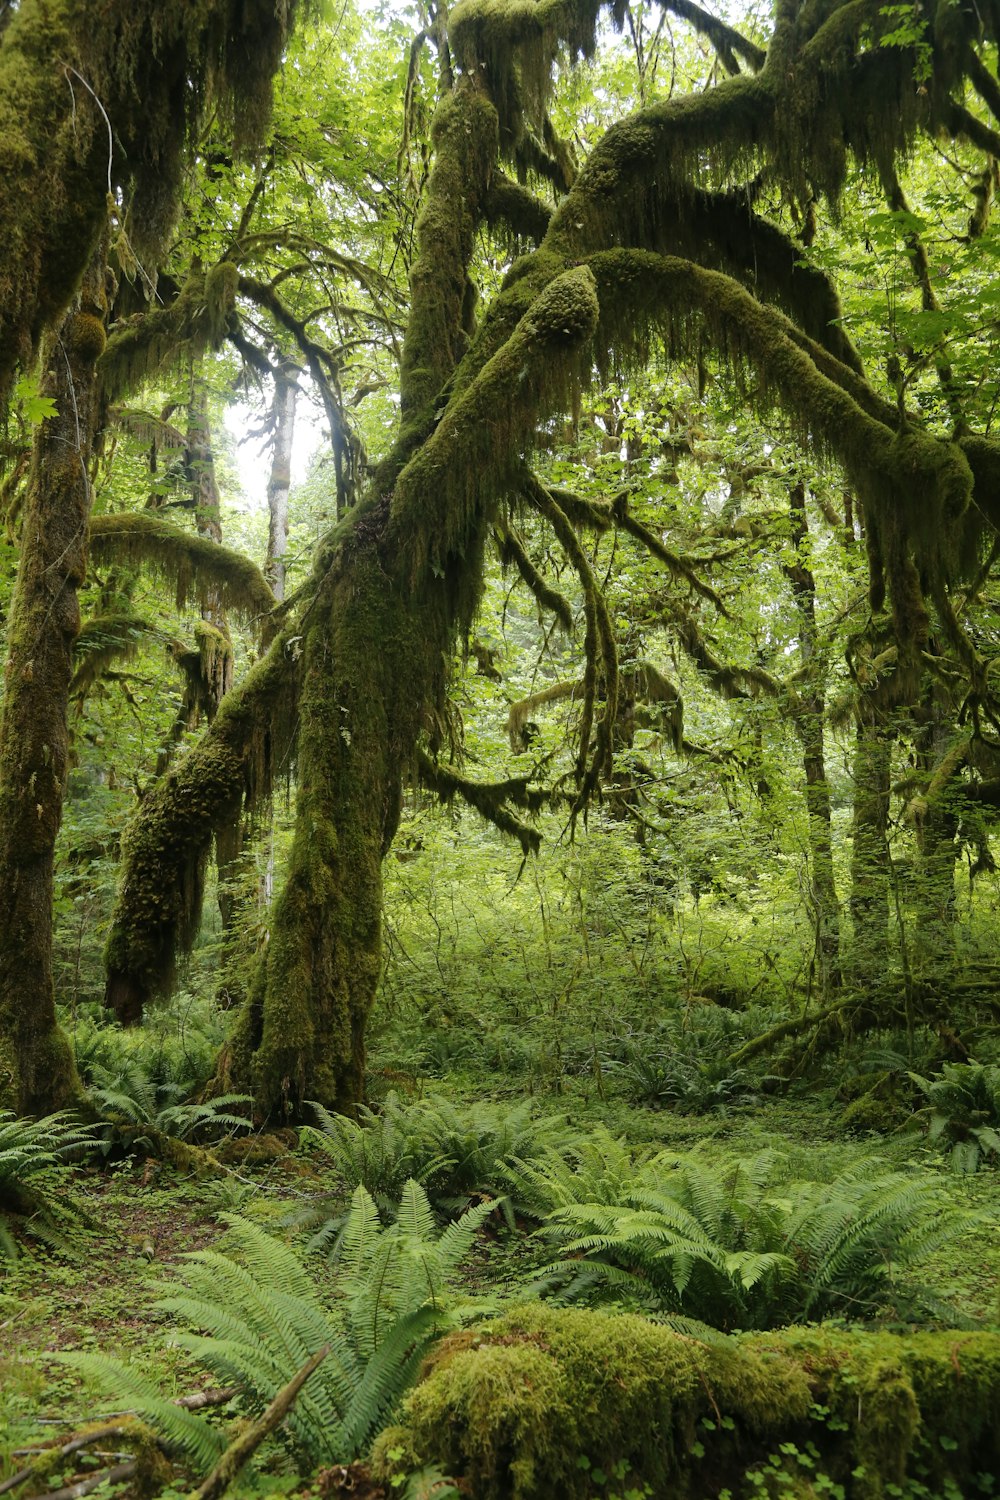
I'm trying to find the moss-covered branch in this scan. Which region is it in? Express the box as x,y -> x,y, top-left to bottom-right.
398,75 -> 500,427
103,624 -> 299,1022
587,248 -> 975,628
98,265 -> 238,403
526,474 -> 617,805
507,679 -> 582,750
484,172 -> 553,244
390,265 -> 600,613
665,0 -> 766,71
495,520 -> 574,631
416,747 -> 544,854
88,514 -> 275,626
70,613 -> 156,700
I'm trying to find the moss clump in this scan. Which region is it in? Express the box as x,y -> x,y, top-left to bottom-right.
373,1306 -> 1000,1500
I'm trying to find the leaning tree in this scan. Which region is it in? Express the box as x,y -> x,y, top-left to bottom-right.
10,0 -> 1000,1117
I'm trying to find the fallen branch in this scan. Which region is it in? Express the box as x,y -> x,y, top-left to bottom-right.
24,1460 -> 136,1500
726,995 -> 864,1066
191,1345 -> 330,1500
1,1391 -> 236,1499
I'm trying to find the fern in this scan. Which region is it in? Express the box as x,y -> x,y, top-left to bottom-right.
58,1182 -> 496,1472
909,1062 -> 1000,1172
87,1057 -> 251,1151
535,1149 -> 972,1330
54,1351 -> 227,1471
0,1110 -> 96,1263
501,1127 -> 648,1220
302,1093 -> 573,1243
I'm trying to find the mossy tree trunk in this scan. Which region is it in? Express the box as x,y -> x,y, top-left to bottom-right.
100,0 -> 1000,1113
0,251 -> 109,1113
224,534 -> 433,1114
908,707 -> 961,981
786,481 -> 841,997
848,709 -> 892,988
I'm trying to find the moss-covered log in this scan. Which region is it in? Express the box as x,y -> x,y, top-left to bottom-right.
373,1304 -> 1000,1500
0,254 -> 109,1112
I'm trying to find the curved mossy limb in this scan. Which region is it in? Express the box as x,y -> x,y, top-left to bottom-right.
373,1305 -> 1000,1500
88,514 -> 275,626
103,627 -> 299,1024
0,256 -> 110,1113
398,76 -> 500,427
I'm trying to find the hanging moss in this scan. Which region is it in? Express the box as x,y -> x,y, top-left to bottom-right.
449,0 -> 625,154
585,247 -> 976,640
373,1305 -> 1000,1500
0,0 -> 297,407
98,266 -> 238,404
391,265 -> 600,617
103,623 -> 299,1023
88,513 -> 275,626
70,612 -> 155,700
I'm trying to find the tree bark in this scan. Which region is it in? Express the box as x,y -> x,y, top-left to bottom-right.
848,710 -> 892,987
0,249 -> 109,1112
785,481 -> 841,996
265,361 -> 300,603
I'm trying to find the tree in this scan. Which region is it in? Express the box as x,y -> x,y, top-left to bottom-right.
0,0 -> 297,1113
10,0 -> 1000,1118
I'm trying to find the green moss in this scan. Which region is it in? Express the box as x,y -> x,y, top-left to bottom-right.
88,513 -> 275,625
0,1 -> 298,406
375,1307 -> 1000,1500
103,621 -> 299,1021
373,1303 -> 810,1499
399,79 -> 500,424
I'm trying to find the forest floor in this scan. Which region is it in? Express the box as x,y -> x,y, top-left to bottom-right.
2,1085 -> 999,1497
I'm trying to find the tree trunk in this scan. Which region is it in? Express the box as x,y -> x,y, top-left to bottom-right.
909,709 -> 961,980
848,712 -> 891,987
785,481 -> 841,995
265,361 -> 300,603
224,531 -> 428,1115
0,250 -> 108,1112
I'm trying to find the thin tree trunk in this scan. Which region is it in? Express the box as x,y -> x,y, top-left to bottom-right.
0,247 -> 108,1112
786,481 -> 841,995
909,706 -> 960,978
265,361 -> 300,603
849,711 -> 891,986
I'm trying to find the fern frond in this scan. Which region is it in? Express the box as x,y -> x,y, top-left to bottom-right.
55,1352 -> 227,1471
